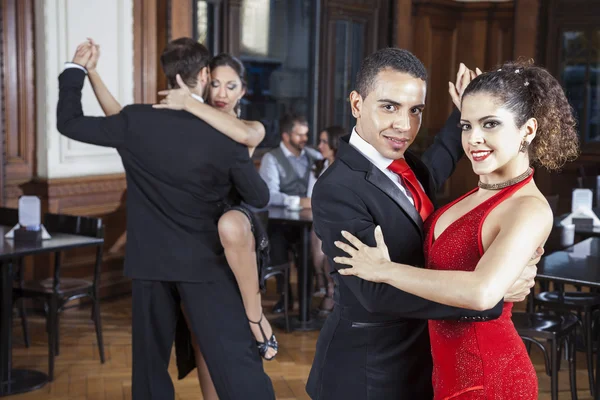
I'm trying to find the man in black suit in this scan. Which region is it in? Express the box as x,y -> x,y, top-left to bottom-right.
57,39 -> 275,400
306,49 -> 538,399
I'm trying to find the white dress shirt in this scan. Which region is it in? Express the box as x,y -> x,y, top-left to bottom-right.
259,142 -> 322,206
64,62 -> 87,73
349,127 -> 415,206
191,93 -> 204,103
307,158 -> 330,198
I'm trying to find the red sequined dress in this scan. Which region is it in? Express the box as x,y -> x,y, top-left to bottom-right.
423,174 -> 537,399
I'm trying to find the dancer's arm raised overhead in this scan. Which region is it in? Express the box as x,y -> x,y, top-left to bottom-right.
85,38 -> 122,116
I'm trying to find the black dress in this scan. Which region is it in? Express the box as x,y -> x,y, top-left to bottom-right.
175,190 -> 270,379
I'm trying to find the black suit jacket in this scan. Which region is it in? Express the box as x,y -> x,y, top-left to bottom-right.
306,111 -> 503,400
57,68 -> 269,282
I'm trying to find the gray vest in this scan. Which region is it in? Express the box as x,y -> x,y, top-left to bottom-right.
270,146 -> 318,197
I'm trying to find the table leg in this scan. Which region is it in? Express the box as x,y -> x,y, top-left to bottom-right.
0,261 -> 47,396
1,261 -> 13,395
273,225 -> 322,332
298,225 -> 311,322
596,331 -> 600,399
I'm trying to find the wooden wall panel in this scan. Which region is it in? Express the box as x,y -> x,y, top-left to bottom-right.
426,20 -> 458,130
225,0 -> 242,55
411,0 -> 515,203
0,1 -> 5,206
170,0 -> 193,39
2,0 -> 35,196
395,0 -> 413,50
513,0 -> 539,59
134,0 -> 160,103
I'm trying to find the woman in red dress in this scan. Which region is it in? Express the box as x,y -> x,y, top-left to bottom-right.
334,60 -> 580,399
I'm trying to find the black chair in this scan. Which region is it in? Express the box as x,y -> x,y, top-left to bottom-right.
534,291 -> 600,396
256,211 -> 291,333
0,207 -> 30,347
513,312 -> 579,400
15,213 -> 105,381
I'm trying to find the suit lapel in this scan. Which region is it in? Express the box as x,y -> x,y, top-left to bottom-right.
337,136 -> 425,237
366,165 -> 424,238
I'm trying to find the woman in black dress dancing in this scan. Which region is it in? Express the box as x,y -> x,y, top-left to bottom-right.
82,39 -> 276,400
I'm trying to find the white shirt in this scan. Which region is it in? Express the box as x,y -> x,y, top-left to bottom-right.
258,142 -> 322,206
349,127 -> 415,206
307,158 -> 330,198
64,62 -> 87,73
191,93 -> 204,103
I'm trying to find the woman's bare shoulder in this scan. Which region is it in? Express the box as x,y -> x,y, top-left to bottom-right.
500,184 -> 552,226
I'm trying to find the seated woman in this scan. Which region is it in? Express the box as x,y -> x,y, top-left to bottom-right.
308,126 -> 345,314
333,60 -> 579,399
82,39 -> 276,399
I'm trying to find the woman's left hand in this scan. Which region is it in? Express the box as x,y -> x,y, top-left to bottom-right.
154,74 -> 193,110
334,226 -> 393,283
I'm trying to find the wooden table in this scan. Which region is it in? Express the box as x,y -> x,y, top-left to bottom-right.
0,225 -> 104,396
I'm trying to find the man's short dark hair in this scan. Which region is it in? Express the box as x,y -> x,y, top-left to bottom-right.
160,37 -> 211,89
279,113 -> 308,135
355,48 -> 427,98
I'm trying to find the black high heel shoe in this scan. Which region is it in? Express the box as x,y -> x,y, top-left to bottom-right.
249,314 -> 278,361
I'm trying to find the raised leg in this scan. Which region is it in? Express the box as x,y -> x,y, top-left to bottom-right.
218,210 -> 277,360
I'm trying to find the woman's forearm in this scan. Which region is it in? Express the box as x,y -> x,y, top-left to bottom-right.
88,70 -> 122,116
380,262 -> 495,311
183,96 -> 264,147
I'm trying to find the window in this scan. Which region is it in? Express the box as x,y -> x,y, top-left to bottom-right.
237,0 -> 317,147
193,0 -> 221,54
560,29 -> 600,144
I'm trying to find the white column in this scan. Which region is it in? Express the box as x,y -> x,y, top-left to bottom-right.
35,0 -> 134,178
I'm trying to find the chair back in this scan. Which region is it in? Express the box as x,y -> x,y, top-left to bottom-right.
43,213 -> 104,292
0,207 -> 19,227
44,213 -> 104,239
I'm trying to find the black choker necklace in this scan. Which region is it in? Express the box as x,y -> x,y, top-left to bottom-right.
478,167 -> 533,190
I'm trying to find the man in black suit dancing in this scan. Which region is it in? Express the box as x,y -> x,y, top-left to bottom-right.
307,48 -> 539,399
57,38 -> 275,400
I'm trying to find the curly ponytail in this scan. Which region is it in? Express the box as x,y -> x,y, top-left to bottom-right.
462,59 -> 580,171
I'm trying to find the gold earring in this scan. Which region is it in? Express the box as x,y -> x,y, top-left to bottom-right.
519,139 -> 529,153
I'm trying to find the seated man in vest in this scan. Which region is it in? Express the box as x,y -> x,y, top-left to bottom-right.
259,113 -> 321,313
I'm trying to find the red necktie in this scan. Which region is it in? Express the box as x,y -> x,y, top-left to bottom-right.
388,159 -> 434,221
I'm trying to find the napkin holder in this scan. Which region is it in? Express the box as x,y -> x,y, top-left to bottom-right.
5,223 -> 51,242
572,217 -> 594,230
560,206 -> 600,228
14,226 -> 42,243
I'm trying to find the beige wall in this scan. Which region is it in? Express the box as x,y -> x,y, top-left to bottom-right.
35,0 -> 134,179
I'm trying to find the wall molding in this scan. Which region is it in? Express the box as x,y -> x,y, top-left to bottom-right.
35,0 -> 134,179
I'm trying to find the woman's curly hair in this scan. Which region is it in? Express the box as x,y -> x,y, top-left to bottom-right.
462,59 -> 580,171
